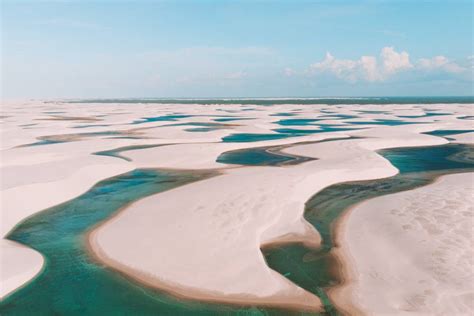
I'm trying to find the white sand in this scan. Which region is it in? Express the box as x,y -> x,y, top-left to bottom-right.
333,173 -> 474,315
1,100 -> 472,308
0,239 -> 44,299
91,127 -> 448,309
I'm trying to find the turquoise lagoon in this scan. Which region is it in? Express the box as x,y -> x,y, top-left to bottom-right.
2,139 -> 473,316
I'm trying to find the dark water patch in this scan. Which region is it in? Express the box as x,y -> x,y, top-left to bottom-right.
270,112 -> 298,117
397,112 -> 452,118
0,169 -> 311,316
185,127 -> 220,132
422,129 -> 473,139
222,133 -> 295,143
317,114 -> 358,120
347,119 -> 424,126
217,137 -> 361,167
274,126 -> 363,135
459,115 -> 474,120
277,119 -> 321,126
217,146 -> 314,167
355,110 -> 391,114
132,114 -> 194,125
263,143 -> 474,315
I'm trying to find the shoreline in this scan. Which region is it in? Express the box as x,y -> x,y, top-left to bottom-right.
85,171 -> 323,312
328,171 -> 473,315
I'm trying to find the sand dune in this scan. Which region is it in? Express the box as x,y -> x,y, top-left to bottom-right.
1,100 -> 473,308
333,173 -> 474,315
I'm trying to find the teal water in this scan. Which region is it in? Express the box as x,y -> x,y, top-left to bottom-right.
273,126 -> 362,135
277,119 -> 321,126
397,112 -> 452,118
132,114 -> 193,124
422,129 -> 473,139
263,143 -> 474,315
0,170 -> 311,316
347,119 -> 423,126
222,133 -> 295,142
185,127 -> 219,132
317,114 -> 358,120
217,146 -> 313,166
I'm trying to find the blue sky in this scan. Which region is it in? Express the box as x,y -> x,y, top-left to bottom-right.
2,0 -> 473,98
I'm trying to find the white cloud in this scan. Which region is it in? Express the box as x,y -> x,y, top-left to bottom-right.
417,56 -> 465,73
381,46 -> 412,73
304,47 -> 468,83
309,52 -> 360,82
360,55 -> 381,81
307,48 -> 409,82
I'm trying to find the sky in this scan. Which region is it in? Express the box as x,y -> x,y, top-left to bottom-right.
1,0 -> 473,98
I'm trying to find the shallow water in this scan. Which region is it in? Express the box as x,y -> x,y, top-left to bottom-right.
263,143 -> 474,315
277,119 -> 322,126
422,129 -> 473,139
347,119 -> 423,126
0,170 -> 316,316
3,139 -> 473,315
222,133 -> 295,142
273,126 -> 362,135
217,146 -> 312,166
132,114 -> 193,124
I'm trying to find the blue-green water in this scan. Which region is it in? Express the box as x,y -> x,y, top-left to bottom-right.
132,114 -> 193,124
263,143 -> 474,315
222,133 -> 295,143
422,129 -> 473,139
217,146 -> 313,166
317,114 -> 358,120
221,125 -> 365,142
273,126 -> 362,136
397,112 -> 452,118
277,119 -> 321,126
346,119 -> 424,126
3,140 -> 473,315
0,169 -> 310,316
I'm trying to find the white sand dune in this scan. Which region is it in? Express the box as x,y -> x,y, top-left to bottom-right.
332,173 -> 474,315
1,100 -> 472,309
90,125 -> 448,310
0,240 -> 43,299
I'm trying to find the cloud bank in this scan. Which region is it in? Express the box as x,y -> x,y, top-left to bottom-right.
305,47 -> 469,82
